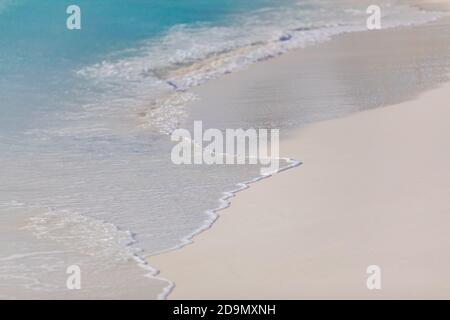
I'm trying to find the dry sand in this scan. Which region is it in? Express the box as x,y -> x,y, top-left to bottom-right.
417,0 -> 450,10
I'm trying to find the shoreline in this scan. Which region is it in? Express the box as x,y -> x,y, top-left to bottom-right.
155,157 -> 302,300
154,80 -> 450,299
148,14 -> 450,299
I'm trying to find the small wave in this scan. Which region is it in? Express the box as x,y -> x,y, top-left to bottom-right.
76,2 -> 446,134
18,208 -> 173,298
22,209 -> 140,260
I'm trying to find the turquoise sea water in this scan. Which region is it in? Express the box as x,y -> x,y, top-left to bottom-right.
0,0 -> 292,131
0,0 -> 447,298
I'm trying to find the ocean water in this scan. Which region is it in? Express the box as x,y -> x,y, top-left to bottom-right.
0,0 -> 447,298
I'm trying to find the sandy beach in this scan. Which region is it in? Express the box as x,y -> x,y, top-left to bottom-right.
150,15 -> 450,299
4,0 -> 450,301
